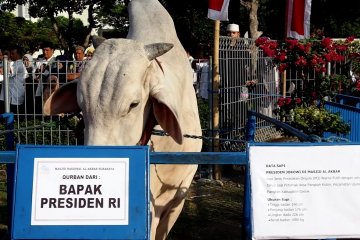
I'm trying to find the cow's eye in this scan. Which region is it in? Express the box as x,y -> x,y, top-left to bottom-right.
129,101 -> 140,110
127,100 -> 140,114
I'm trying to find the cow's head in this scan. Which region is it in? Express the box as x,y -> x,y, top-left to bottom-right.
44,38 -> 184,146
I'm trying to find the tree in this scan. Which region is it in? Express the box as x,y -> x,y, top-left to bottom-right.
41,16 -> 89,48
240,0 -> 262,39
0,12 -> 27,48
95,1 -> 128,38
311,0 -> 360,38
0,12 -> 55,51
158,0 -> 213,57
1,0 -> 360,57
0,10 -> 91,55
257,0 -> 285,40
0,0 -> 102,57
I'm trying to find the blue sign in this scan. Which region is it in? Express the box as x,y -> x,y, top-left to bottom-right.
12,145 -> 149,240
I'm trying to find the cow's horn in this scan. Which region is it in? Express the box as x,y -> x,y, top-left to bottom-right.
144,43 -> 174,61
92,36 -> 106,48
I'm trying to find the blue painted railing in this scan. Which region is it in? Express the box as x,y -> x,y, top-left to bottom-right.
0,113 -> 15,234
324,101 -> 360,142
0,150 -> 251,239
0,110 -> 339,240
335,94 -> 360,108
246,111 -> 316,142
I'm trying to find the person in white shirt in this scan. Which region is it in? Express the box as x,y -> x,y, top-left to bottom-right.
0,46 -> 27,115
34,41 -> 56,114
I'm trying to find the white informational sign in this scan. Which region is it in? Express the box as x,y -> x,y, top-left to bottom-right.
249,144 -> 360,239
31,158 -> 129,225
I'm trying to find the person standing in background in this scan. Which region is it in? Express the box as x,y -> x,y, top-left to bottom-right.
85,47 -> 95,60
0,49 -> 5,82
67,45 -> 86,81
186,50 -> 198,93
226,23 -> 241,38
23,53 -> 37,115
0,49 -> 9,81
0,46 -> 27,116
0,48 -> 4,68
33,41 -> 56,114
226,23 -> 241,49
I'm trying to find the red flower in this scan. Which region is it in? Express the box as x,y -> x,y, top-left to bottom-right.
335,44 -> 348,52
268,41 -> 278,49
296,43 -> 306,52
334,55 -> 345,62
276,51 -> 287,62
304,43 -> 312,54
277,97 -> 285,107
257,35 -> 352,78
295,56 -> 307,67
355,80 -> 360,91
255,37 -> 270,46
285,98 -> 292,105
262,46 -> 276,57
321,37 -> 333,49
323,51 -> 337,62
286,39 -> 299,50
310,55 -> 320,67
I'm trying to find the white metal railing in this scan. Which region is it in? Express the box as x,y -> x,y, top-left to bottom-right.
218,37 -> 280,146
0,58 -> 86,145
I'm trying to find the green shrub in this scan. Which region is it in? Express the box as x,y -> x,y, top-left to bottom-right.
0,116 -> 80,150
292,106 -> 350,136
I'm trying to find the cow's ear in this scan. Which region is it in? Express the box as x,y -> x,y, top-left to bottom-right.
151,98 -> 183,144
148,62 -> 183,144
43,80 -> 81,115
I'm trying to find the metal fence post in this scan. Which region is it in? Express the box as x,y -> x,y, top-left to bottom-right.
208,56 -> 213,151
4,112 -> 15,235
246,111 -> 256,142
243,111 -> 256,239
3,56 -> 15,234
243,154 -> 252,240
3,56 -> 10,113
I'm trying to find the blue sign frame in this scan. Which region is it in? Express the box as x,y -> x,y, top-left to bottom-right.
11,145 -> 150,240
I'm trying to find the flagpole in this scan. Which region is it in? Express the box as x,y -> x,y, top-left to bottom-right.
212,19 -> 221,180
282,71 -> 287,98
208,0 -> 230,179
283,0 -> 290,98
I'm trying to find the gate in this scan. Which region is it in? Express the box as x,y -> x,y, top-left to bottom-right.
218,37 -> 280,149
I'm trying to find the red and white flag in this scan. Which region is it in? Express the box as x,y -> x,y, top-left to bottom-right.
208,0 -> 230,21
286,0 -> 312,39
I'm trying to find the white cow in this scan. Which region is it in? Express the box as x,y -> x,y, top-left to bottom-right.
43,0 -> 202,239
